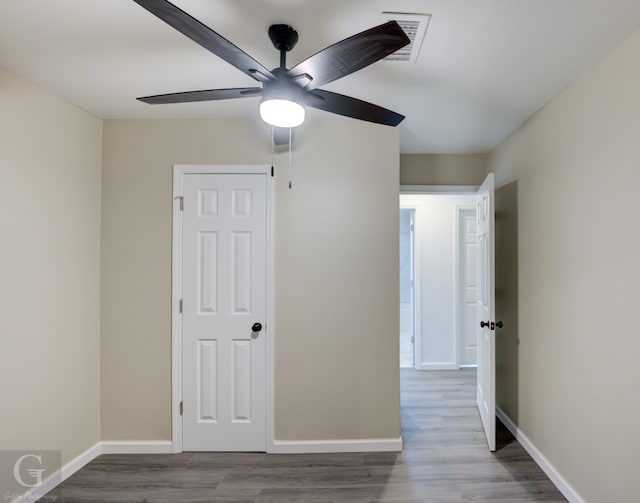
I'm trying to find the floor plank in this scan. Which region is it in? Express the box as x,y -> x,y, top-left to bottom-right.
39,369 -> 566,502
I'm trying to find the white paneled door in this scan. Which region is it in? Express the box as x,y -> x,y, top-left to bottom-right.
182,172 -> 268,451
476,173 -> 496,451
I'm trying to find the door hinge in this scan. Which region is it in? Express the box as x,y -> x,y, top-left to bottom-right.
271,165 -> 274,177
175,195 -> 184,211
179,400 -> 183,416
179,299 -> 183,313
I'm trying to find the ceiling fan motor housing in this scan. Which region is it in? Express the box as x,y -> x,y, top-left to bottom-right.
261,76 -> 306,104
268,24 -> 299,52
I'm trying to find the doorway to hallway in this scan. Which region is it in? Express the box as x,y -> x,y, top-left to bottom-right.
399,193 -> 477,370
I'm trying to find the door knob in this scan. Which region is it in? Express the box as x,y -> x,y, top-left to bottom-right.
480,321 -> 490,328
252,322 -> 263,333
496,321 -> 503,329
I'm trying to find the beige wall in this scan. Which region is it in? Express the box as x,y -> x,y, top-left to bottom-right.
101,117 -> 400,441
400,153 -> 487,186
489,26 -> 640,502
494,181 -> 519,424
0,69 -> 102,465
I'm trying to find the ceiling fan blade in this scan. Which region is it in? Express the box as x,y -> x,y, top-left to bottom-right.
273,127 -> 295,146
138,87 -> 262,104
287,21 -> 409,90
132,0 -> 274,82
305,89 -> 405,126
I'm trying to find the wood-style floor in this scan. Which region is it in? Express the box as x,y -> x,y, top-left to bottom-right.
40,369 -> 566,502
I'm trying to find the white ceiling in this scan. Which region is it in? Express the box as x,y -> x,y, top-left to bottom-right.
1,0 -> 639,153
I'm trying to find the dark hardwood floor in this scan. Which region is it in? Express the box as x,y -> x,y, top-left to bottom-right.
39,369 -> 566,502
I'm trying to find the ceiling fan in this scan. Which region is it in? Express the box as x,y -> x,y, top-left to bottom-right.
132,0 -> 410,140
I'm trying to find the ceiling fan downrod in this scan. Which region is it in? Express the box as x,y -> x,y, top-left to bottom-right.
268,24 -> 299,70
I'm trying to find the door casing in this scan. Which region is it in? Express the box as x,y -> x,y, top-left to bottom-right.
172,164 -> 274,453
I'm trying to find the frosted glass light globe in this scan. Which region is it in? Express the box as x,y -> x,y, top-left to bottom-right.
259,99 -> 305,128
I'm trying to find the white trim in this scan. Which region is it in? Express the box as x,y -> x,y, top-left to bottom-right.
265,168 -> 275,453
14,443 -> 101,503
172,165 -> 274,453
400,184 -> 479,194
12,435 -> 398,501
174,164 -> 270,175
410,209 -> 417,368
417,362 -> 458,370
99,441 -> 174,455
12,440 -> 175,503
400,203 -> 422,370
453,206 -> 461,368
172,168 -> 184,453
496,407 -> 585,503
271,437 -> 403,454
399,206 -> 418,369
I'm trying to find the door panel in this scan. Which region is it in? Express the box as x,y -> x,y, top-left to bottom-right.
182,173 -> 267,451
476,173 -> 496,451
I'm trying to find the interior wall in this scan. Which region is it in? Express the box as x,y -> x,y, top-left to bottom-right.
400,154 -> 488,186
399,193 -> 476,369
0,69 -> 102,467
489,25 -> 640,502
101,116 -> 400,441
494,181 -> 519,423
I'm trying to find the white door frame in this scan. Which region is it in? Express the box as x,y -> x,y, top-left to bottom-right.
399,203 -> 421,369
399,207 -> 417,367
172,164 -> 275,453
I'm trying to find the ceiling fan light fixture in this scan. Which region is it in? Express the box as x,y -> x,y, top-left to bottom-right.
133,1 -> 409,128
260,98 -> 305,128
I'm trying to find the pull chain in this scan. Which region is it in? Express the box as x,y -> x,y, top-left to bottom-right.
271,125 -> 275,170
288,127 -> 293,189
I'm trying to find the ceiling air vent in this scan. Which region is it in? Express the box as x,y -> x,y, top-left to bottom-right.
382,12 -> 431,63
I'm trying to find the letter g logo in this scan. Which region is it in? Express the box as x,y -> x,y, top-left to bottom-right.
13,454 -> 46,488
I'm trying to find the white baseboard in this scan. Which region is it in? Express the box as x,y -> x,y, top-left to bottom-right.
100,440 -> 173,455
13,442 -> 102,503
417,362 -> 457,370
496,407 -> 585,503
14,436 -> 398,501
11,440 -> 173,503
270,437 -> 403,454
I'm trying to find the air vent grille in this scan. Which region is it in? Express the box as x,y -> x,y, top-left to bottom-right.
382,12 -> 431,63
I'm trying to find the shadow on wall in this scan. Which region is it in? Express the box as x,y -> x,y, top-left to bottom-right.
495,181 -> 519,423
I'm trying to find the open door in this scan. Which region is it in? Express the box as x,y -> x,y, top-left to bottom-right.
476,173 -> 496,451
